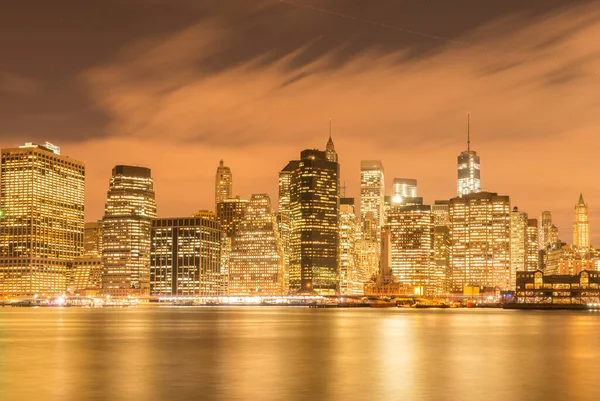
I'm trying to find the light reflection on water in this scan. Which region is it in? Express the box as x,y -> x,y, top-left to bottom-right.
1,307 -> 600,401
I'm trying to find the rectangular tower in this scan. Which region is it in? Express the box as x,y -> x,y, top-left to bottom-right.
0,142 -> 85,296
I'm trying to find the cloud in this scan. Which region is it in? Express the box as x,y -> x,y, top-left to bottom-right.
71,1 -> 600,245
0,72 -> 41,95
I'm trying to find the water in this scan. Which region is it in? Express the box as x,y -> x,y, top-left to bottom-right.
1,307 -> 600,401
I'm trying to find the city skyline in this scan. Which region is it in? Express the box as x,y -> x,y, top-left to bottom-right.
2,0 -> 600,244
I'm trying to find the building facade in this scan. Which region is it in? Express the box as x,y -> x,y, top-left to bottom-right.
229,194 -> 284,296
456,116 -> 481,196
286,145 -> 339,295
216,198 -> 248,238
84,221 -> 103,256
510,207 -> 528,290
516,270 -> 600,304
150,216 -> 222,296
392,178 -> 417,204
101,166 -> 157,297
526,219 -> 539,272
0,142 -> 85,296
339,198 -> 362,295
360,160 -> 385,227
433,201 -> 451,294
68,256 -> 103,296
449,192 -> 511,292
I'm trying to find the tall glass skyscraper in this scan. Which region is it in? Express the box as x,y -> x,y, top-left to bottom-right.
101,166 -> 156,297
215,160 -> 232,208
339,198 -> 361,295
0,142 -> 85,296
285,142 -> 339,295
360,160 -> 385,227
457,115 -> 481,196
573,194 -> 590,249
392,178 -> 417,203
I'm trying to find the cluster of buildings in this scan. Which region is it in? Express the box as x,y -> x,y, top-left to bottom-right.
0,129 -> 597,299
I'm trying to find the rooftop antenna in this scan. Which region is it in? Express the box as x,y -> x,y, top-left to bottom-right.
341,181 -> 347,197
467,113 -> 471,152
329,118 -> 332,140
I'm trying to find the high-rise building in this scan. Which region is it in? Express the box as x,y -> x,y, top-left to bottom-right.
539,211 -> 555,250
0,142 -> 85,296
278,163 -> 298,293
573,194 -> 590,249
510,207 -> 528,290
215,160 -> 232,207
387,200 -> 436,296
457,115 -> 481,196
84,221 -> 103,256
216,197 -> 248,238
355,212 -> 380,282
526,219 -> 539,272
150,216 -> 222,296
392,178 -> 417,204
449,192 -> 511,292
229,194 -> 284,295
339,198 -> 361,295
101,166 -> 157,297
432,200 -> 451,293
325,131 -> 338,163
360,160 -> 385,227
286,145 -> 339,295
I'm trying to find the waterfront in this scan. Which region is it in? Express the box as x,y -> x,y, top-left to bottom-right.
1,308 -> 600,401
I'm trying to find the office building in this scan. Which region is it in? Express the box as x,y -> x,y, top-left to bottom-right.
356,212 -> 380,282
102,166 -> 157,297
278,163 -> 298,293
84,221 -> 103,256
216,197 -> 248,238
573,194 -> 591,249
449,192 -> 511,292
0,142 -> 85,296
516,270 -> 600,305
339,198 -> 361,295
285,142 -> 339,295
360,160 -> 385,227
387,200 -> 436,296
392,178 -> 417,204
150,216 -> 222,296
229,194 -> 284,295
433,201 -> 451,293
68,256 -> 103,296
510,207 -> 528,290
526,219 -> 539,272
457,115 -> 481,196
215,160 -> 232,207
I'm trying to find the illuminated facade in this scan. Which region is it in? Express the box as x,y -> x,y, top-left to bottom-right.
339,198 -> 362,295
526,219 -> 539,272
68,256 -> 103,296
216,197 -> 248,238
573,194 -> 590,249
356,212 -> 379,282
456,116 -> 481,196
215,159 -> 232,207
229,194 -> 284,295
286,147 -> 339,295
84,221 -> 103,256
101,166 -> 157,297
360,160 -> 385,227
392,178 -> 417,204
387,201 -> 436,296
516,270 -> 600,304
150,216 -> 222,296
539,211 -> 553,250
449,192 -> 511,292
544,244 -> 599,276
510,207 -> 528,290
0,142 -> 85,296
433,201 -> 451,293
278,164 -> 297,292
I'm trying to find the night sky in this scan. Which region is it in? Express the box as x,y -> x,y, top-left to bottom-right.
1,0 -> 599,243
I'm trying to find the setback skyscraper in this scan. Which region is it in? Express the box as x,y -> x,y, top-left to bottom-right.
0,142 -> 85,296
101,166 -> 157,297
457,115 -> 481,196
573,194 -> 590,249
285,140 -> 339,295
215,160 -> 232,207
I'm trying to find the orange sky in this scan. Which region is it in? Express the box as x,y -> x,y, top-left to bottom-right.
1,0 -> 600,244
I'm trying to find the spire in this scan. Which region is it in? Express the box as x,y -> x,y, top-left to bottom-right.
325,120 -> 338,163
219,159 -> 224,167
467,113 -> 471,153
579,193 -> 585,205
328,119 -> 333,143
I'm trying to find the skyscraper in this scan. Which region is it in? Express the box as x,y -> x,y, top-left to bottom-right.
0,142 -> 85,296
102,166 -> 157,297
286,145 -> 339,295
278,163 -> 298,293
360,160 -> 385,227
392,178 -> 417,204
539,211 -> 554,250
573,194 -> 590,249
150,216 -> 222,296
449,192 -> 511,292
339,198 -> 361,295
387,200 -> 435,296
510,207 -> 528,290
457,115 -> 481,196
229,194 -> 284,296
215,160 -> 232,207
526,219 -> 539,271
216,197 -> 248,238
432,200 -> 451,293
355,212 -> 380,282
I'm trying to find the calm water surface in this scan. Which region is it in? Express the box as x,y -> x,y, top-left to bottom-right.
1,307 -> 600,401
